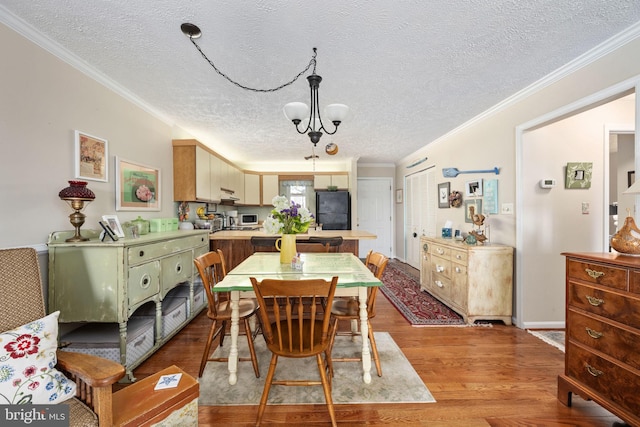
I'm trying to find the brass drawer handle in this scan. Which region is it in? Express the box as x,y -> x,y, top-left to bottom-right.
586,364 -> 603,377
585,268 -> 604,280
585,327 -> 603,339
585,295 -> 604,306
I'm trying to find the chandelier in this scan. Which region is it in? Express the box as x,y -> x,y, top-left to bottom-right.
181,23 -> 348,148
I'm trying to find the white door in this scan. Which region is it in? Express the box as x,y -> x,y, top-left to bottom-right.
357,178 -> 393,258
405,166 -> 436,268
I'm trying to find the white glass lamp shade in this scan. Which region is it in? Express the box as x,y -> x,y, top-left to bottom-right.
324,103 -> 349,122
283,102 -> 309,122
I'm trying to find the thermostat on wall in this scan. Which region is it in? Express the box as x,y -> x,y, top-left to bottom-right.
539,179 -> 556,189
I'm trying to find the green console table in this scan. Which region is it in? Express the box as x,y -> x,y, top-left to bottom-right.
47,229 -> 209,380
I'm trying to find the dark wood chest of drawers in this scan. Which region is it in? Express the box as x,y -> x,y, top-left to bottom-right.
558,252 -> 640,426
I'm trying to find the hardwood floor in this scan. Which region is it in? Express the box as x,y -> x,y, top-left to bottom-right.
130,293 -> 626,426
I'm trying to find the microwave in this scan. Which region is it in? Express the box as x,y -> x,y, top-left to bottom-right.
238,213 -> 259,226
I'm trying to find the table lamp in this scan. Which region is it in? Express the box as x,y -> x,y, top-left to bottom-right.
611,180 -> 640,254
58,180 -> 95,242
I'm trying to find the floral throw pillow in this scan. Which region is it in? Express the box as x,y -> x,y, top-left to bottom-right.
0,311 -> 76,404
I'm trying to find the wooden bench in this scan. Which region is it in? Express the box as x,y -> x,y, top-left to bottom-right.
112,365 -> 199,426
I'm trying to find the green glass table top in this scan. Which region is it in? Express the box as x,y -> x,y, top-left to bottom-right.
214,253 -> 381,291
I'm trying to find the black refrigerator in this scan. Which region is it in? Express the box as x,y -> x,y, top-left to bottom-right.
315,190 -> 351,230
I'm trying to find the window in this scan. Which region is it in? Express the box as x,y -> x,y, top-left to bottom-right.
280,180 -> 315,212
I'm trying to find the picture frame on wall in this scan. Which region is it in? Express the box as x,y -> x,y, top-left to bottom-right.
465,179 -> 483,197
75,131 -> 108,182
464,200 -> 483,223
115,156 -> 160,211
438,182 -> 450,208
565,162 -> 593,189
396,189 -> 403,204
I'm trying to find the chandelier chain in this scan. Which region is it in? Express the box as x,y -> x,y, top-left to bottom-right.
188,38 -> 317,93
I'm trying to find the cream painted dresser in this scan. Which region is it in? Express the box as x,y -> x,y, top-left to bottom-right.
48,230 -> 209,380
420,236 -> 513,325
558,252 -> 640,426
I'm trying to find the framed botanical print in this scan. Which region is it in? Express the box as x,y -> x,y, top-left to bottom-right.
115,157 -> 160,211
438,182 -> 450,208
75,131 -> 108,182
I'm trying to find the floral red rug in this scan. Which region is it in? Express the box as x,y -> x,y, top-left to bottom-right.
380,260 -> 465,326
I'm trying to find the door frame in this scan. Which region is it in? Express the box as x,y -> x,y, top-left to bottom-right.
356,177 -> 394,258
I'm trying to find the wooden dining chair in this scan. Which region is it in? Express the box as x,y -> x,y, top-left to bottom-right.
250,276 -> 339,427
327,251 -> 388,377
194,250 -> 260,378
308,236 -> 343,252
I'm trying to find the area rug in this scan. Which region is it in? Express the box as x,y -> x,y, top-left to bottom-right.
380,260 -> 465,326
198,332 -> 435,406
527,330 -> 565,352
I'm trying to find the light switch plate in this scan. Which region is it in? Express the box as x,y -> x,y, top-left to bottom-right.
501,203 -> 513,214
582,202 -> 589,214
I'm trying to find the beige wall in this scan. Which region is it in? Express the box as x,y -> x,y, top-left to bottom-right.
0,23 -> 175,249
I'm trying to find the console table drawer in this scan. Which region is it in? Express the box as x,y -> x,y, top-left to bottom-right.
567,259 -> 627,290
568,282 -> 640,329
128,261 -> 160,307
431,257 -> 451,278
127,235 -> 206,265
567,309 -> 640,370
431,244 -> 451,259
451,249 -> 467,265
160,251 -> 193,295
566,342 -> 640,415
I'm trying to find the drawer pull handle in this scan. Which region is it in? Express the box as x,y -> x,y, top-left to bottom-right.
423,244 -> 429,251
586,364 -> 603,377
436,265 -> 444,273
585,327 -> 603,339
139,250 -> 145,257
455,267 -> 461,273
437,248 -> 444,255
176,263 -> 182,273
585,295 -> 604,306
134,335 -> 147,347
140,274 -> 151,289
585,268 -> 604,280
435,280 -> 444,288
455,254 -> 462,260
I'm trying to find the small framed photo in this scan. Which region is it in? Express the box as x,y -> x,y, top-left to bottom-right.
438,182 -> 450,208
98,221 -> 119,241
102,215 -> 124,237
465,179 -> 483,197
396,189 -> 403,204
115,157 -> 160,211
75,131 -> 108,182
464,200 -> 483,223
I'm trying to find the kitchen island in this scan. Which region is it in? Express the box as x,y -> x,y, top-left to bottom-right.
210,229 -> 376,270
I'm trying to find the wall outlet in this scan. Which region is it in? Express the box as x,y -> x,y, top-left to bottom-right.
501,203 -> 514,214
582,202 -> 589,214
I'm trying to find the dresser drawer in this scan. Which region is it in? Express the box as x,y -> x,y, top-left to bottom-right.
568,282 -> 640,329
160,250 -> 193,295
127,235 -> 207,266
567,309 -> 640,371
566,259 -> 628,290
431,256 -> 452,279
566,342 -> 640,415
128,261 -> 160,307
451,249 -> 467,265
431,272 -> 452,301
431,244 -> 451,259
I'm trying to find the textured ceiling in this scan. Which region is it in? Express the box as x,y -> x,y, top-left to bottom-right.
2,1 -> 640,166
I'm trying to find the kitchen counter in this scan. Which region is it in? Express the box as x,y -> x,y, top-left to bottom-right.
209,229 -> 377,240
209,229 -> 377,270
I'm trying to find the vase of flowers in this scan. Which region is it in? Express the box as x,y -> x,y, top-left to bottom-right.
263,195 -> 314,263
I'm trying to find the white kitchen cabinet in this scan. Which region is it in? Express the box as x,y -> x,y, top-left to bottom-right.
262,174 -> 280,205
244,173 -> 261,205
314,174 -> 349,190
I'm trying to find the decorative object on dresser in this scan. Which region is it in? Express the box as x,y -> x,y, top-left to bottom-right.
420,236 -> 513,325
48,229 -> 209,381
58,180 -> 96,242
558,253 -> 640,426
611,180 -> 640,254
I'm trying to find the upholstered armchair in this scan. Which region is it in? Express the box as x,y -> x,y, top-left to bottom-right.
0,247 -> 125,427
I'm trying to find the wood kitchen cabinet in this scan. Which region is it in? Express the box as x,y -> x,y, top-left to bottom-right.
48,230 -> 209,380
420,236 -> 513,325
558,252 -> 640,426
173,139 -> 223,202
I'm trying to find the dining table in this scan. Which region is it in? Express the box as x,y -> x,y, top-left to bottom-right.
212,252 -> 383,385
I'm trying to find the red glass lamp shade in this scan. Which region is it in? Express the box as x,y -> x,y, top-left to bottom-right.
58,181 -> 95,242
